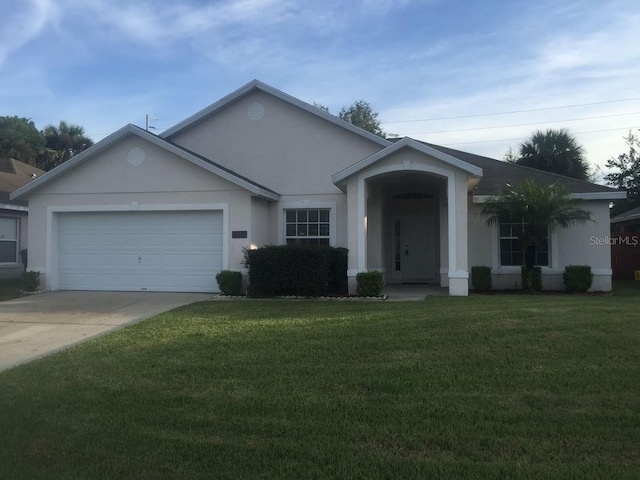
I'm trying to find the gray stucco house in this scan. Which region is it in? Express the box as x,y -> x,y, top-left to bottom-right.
11,80 -> 624,295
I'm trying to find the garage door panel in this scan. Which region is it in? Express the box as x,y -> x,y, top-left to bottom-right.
57,211 -> 223,292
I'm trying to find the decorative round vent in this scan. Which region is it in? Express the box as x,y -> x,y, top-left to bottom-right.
127,147 -> 145,166
247,102 -> 265,120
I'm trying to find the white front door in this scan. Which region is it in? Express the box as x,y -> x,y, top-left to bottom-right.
56,210 -> 224,292
393,214 -> 437,282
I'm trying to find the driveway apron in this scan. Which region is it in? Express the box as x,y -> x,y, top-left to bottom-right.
0,291 -> 211,372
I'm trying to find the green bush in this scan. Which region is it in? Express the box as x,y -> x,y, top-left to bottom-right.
471,266 -> 492,292
521,266 -> 542,292
215,270 -> 243,296
20,271 -> 40,292
356,271 -> 384,296
243,245 -> 348,297
563,265 -> 593,292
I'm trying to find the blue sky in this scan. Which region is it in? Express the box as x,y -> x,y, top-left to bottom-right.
2,0 -> 640,176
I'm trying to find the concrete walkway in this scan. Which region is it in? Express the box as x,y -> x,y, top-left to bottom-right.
0,291 -> 212,372
382,284 -> 448,301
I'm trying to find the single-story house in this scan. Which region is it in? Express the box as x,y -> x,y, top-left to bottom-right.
611,205 -> 640,233
11,80 -> 625,295
1,158 -> 43,278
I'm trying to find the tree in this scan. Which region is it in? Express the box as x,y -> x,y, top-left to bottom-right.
39,121 -> 94,170
513,128 -> 590,180
338,100 -> 386,137
313,102 -> 330,113
0,116 -> 45,165
605,129 -> 640,216
503,146 -> 519,163
482,180 -> 593,270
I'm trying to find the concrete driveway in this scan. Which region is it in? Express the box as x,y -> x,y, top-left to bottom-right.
0,291 -> 212,372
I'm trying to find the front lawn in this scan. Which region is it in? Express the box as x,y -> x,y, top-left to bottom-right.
1,294 -> 639,479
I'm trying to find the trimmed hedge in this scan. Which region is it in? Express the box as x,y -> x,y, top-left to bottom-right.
471,266 -> 492,292
243,245 -> 348,298
521,266 -> 542,292
356,271 -> 384,297
564,265 -> 593,292
215,270 -> 243,296
20,271 -> 40,292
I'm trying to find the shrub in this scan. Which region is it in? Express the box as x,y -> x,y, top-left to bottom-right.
243,245 -> 348,297
563,265 -> 593,292
20,271 -> 40,292
521,266 -> 542,292
471,266 -> 492,292
327,247 -> 348,295
215,270 -> 243,296
356,271 -> 384,296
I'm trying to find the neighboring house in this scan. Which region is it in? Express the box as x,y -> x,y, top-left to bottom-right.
611,205 -> 640,233
1,158 -> 44,278
610,206 -> 640,280
11,80 -> 624,295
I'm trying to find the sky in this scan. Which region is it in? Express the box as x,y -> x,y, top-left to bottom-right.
2,0 -> 640,181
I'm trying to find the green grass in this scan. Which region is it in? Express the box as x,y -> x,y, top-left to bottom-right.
1,292 -> 639,479
0,278 -> 26,302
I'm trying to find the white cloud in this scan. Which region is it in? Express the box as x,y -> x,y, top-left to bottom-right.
0,0 -> 58,67
72,0 -> 298,44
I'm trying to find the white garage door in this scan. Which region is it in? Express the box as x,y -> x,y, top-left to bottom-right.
57,211 -> 223,292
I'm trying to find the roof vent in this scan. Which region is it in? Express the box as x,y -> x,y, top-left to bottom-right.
127,147 -> 146,167
247,103 -> 265,121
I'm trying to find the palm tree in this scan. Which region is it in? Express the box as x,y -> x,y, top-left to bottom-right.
39,121 -> 93,171
482,180 -> 593,270
517,128 -> 590,180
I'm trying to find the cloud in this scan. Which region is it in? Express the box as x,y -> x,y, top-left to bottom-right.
72,0 -> 297,44
0,0 -> 58,67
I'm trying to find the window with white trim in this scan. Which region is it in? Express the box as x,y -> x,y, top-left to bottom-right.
285,209 -> 330,246
499,219 -> 549,266
0,217 -> 18,263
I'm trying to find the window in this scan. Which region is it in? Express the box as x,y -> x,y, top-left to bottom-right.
0,218 -> 18,263
285,209 -> 330,246
499,219 -> 549,266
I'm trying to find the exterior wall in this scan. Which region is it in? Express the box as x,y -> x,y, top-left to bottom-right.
170,90 -> 384,196
0,210 -> 27,278
25,135 -> 255,290
250,197 -> 272,250
366,187 -> 384,271
275,193 -> 346,247
468,199 -> 613,292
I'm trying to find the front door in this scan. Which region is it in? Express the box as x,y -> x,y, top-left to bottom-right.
393,214 -> 437,283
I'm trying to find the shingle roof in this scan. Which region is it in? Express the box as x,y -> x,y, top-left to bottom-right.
11,125 -> 280,202
611,205 -> 640,222
394,139 -> 621,195
0,158 -> 44,207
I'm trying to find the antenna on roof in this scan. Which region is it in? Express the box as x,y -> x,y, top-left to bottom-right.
145,114 -> 158,131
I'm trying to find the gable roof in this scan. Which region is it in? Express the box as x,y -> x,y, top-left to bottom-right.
611,205 -> 640,223
11,124 -> 280,202
160,79 -> 392,148
416,141 -> 625,200
332,137 -> 483,186
0,158 -> 44,208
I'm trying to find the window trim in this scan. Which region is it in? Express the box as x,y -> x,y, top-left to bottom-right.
491,222 -> 557,271
277,202 -> 337,246
0,216 -> 19,264
498,220 -> 550,267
